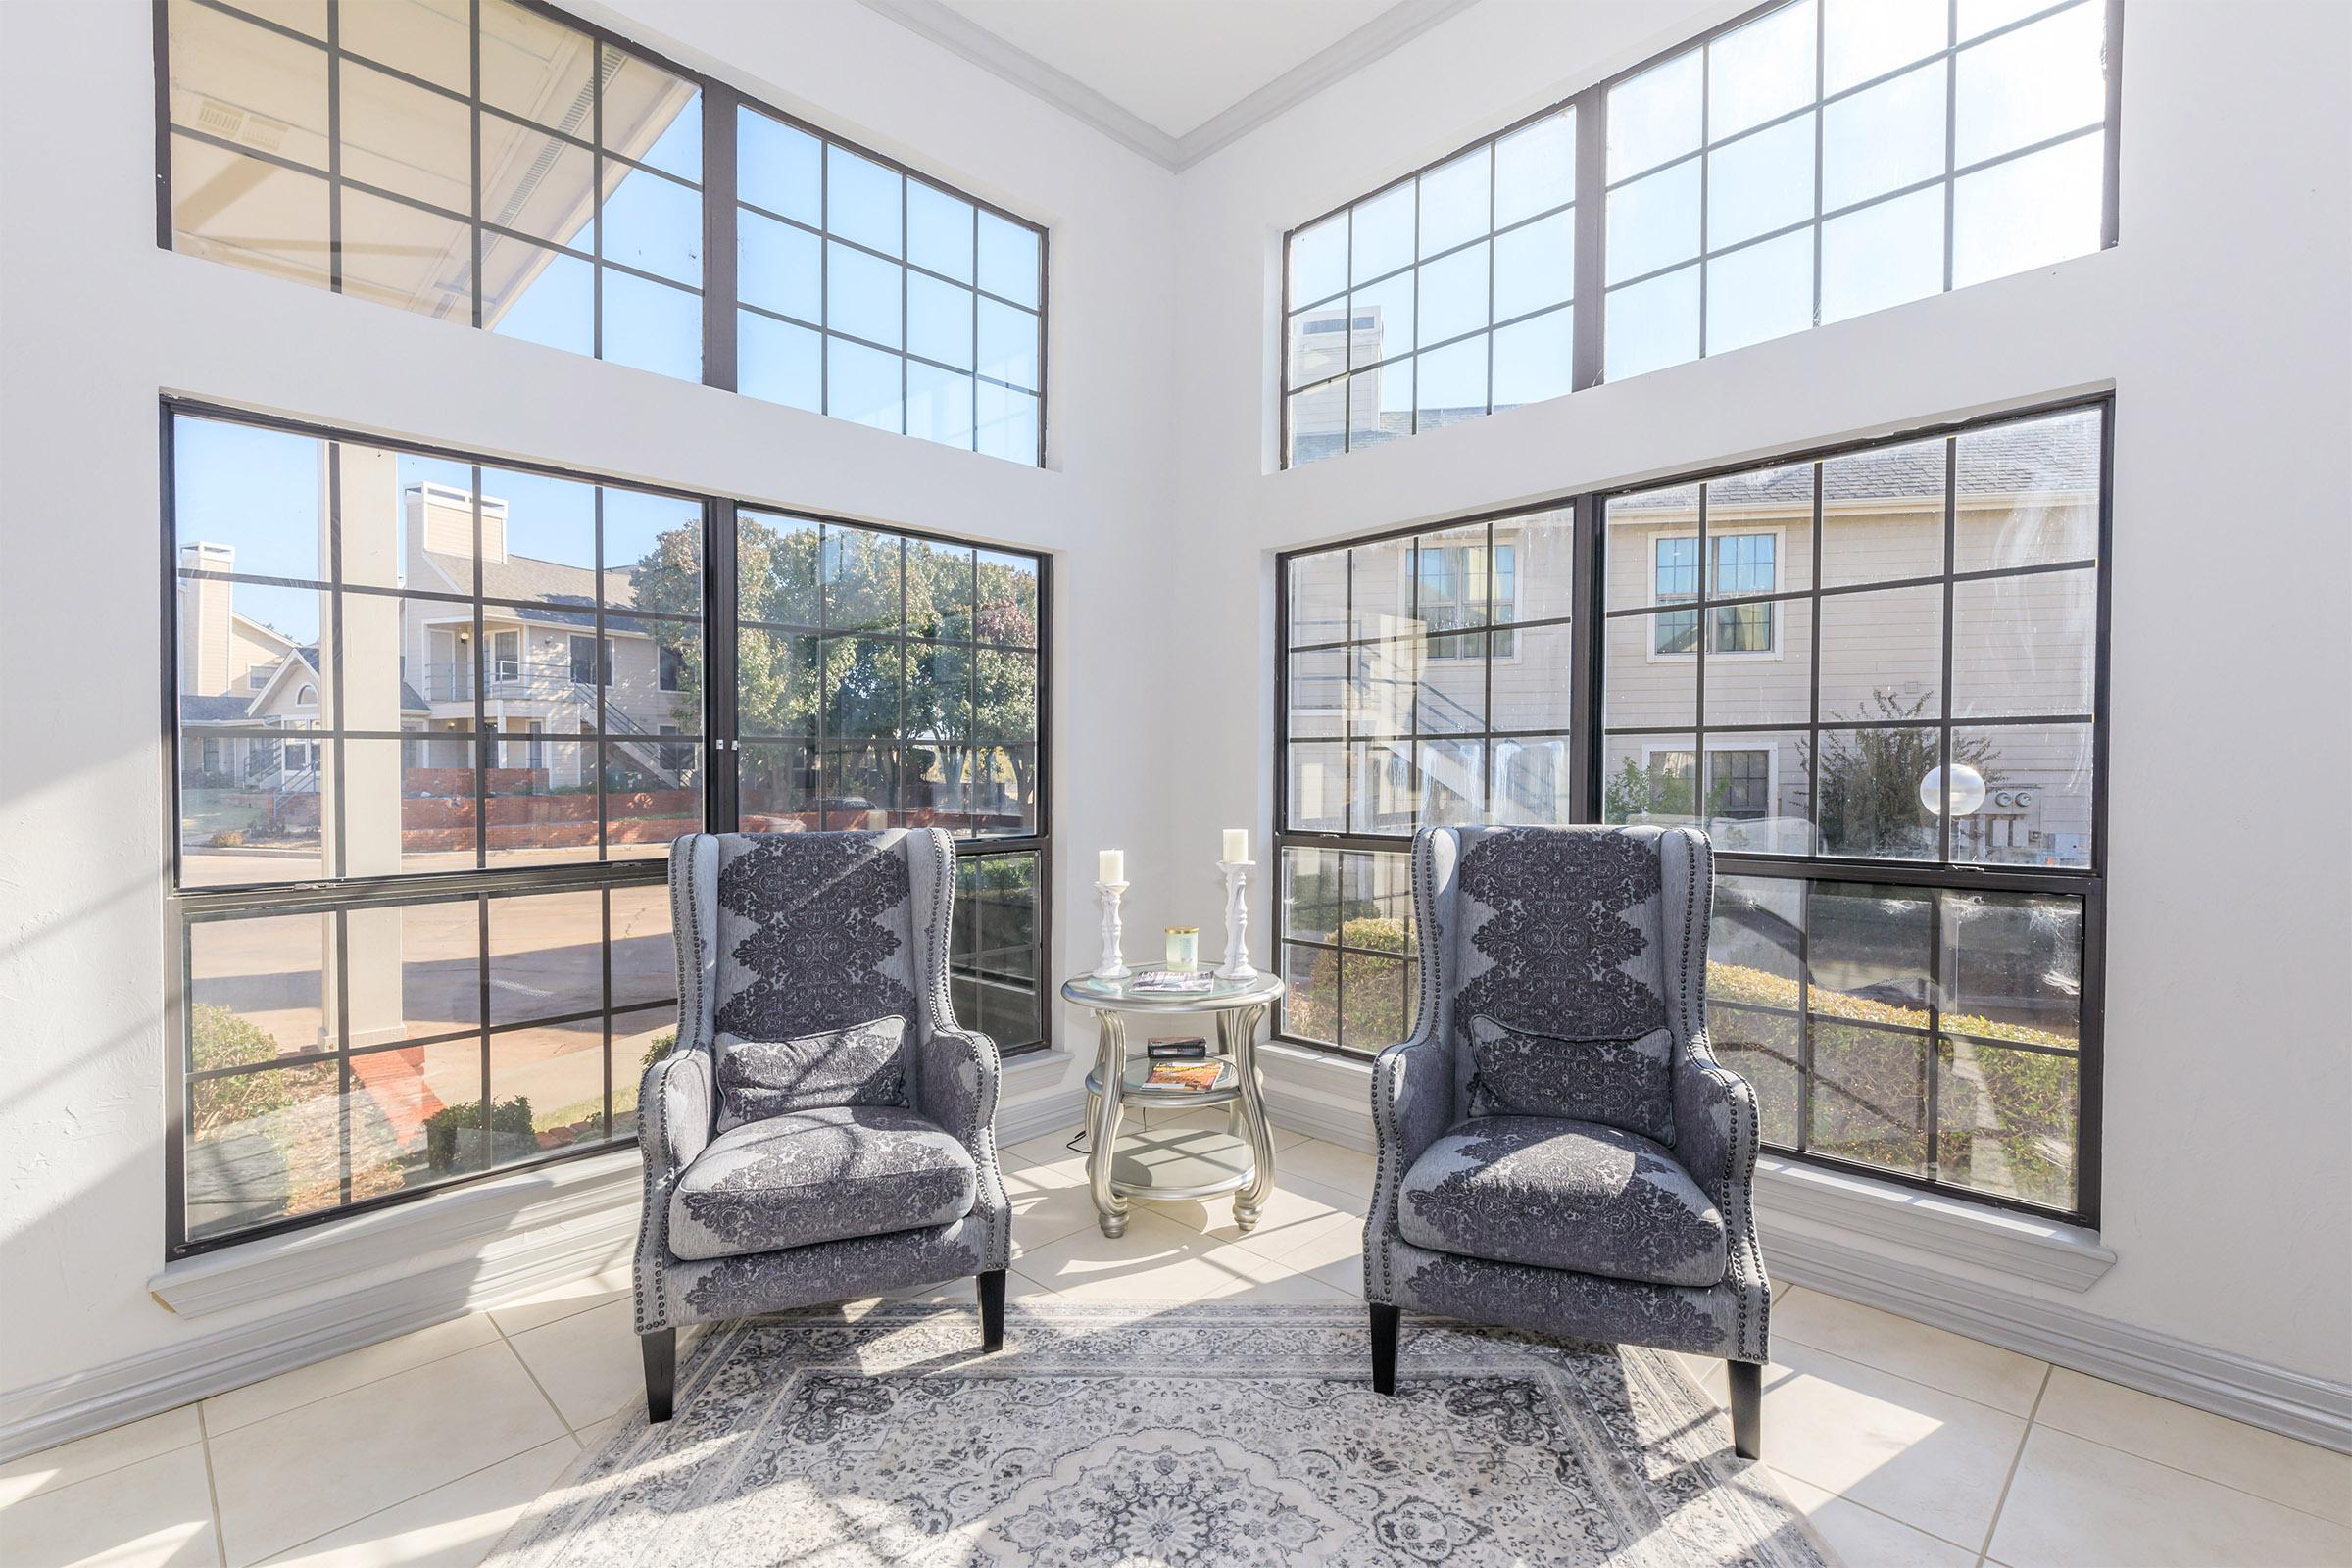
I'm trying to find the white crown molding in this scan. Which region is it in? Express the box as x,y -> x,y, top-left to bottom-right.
858,0 -> 1484,172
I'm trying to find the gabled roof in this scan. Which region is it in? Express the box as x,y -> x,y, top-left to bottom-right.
178,694 -> 255,723
419,549 -> 640,629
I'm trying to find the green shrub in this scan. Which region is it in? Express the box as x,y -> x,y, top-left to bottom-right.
1287,916 -> 1416,1050
643,1030 -> 676,1070
423,1096 -> 534,1172
188,1004 -> 331,1139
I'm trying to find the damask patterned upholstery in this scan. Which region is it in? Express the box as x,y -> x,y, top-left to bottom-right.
1463,1015 -> 1677,1142
1367,825 -> 1770,1366
1396,1116 -> 1727,1286
635,829 -> 1010,1335
714,1015 -> 911,1129
668,1104 -> 978,1261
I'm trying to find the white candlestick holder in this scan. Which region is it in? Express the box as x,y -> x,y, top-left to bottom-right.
1093,881 -> 1132,980
1216,859 -> 1258,980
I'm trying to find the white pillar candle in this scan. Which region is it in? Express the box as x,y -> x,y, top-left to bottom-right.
1222,829 -> 1250,863
1098,849 -> 1124,884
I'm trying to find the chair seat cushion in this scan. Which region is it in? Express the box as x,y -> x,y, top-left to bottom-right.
1396,1116 -> 1727,1287
668,1104 -> 976,1262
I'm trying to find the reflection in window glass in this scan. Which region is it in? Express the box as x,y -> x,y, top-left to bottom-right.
1285,107 -> 1577,465
735,510 -> 1042,839
164,0 -> 704,380
736,106 -> 1046,465
1601,0 -> 2113,380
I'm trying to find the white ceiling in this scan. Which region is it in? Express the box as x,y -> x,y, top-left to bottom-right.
861,0 -> 1481,170
937,0 -> 1394,139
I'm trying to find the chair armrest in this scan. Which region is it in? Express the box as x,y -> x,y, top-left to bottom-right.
1673,1031 -> 1760,1209
916,1025 -> 1002,1152
1370,1030 -> 1452,1219
640,1048 -> 714,1183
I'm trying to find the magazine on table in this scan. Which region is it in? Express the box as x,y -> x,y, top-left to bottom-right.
1144,1060 -> 1224,1091
1127,968 -> 1216,995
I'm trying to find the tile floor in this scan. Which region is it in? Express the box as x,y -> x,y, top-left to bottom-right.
5,1118 -> 2347,1567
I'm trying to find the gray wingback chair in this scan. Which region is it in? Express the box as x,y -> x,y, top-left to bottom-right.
1365,824 -> 1770,1458
634,828 -> 1010,1420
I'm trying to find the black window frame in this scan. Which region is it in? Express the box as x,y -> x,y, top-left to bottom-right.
152,0 -> 1049,466
163,397 -> 1054,1258
1278,0 -> 2124,466
1271,393 -> 2111,1226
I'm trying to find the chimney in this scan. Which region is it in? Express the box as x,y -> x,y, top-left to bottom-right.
178,542 -> 235,697
405,483 -> 509,574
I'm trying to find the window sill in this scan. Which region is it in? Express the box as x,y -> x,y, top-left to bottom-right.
1251,1043 -> 2115,1292
149,1149 -> 644,1320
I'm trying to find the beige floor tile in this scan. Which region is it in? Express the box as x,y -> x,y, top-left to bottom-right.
1766,1469 -> 1980,1568
504,1300 -> 648,1432
1987,1425 -> 2352,1568
1279,1138 -> 1376,1194
208,1340 -> 564,1567
1152,1175 -> 1354,1250
1239,1205 -> 1366,1273
1689,1340 -> 2028,1550
256,1437 -> 578,1568
0,1445 -> 219,1568
1772,1288 -> 2050,1417
2032,1368 -> 2352,1528
204,1316 -> 500,1437
1305,1253 -> 1368,1299
1004,1160 -> 1110,1255
1013,1209 -> 1334,1303
1004,1126 -> 1089,1165
487,1268 -> 634,1337
0,1404 -> 203,1507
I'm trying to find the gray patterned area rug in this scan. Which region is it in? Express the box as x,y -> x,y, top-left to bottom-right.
492,1300 -> 1834,1567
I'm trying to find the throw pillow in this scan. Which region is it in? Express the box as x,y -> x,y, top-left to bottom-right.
716,1014 -> 909,1129
1464,1012 -> 1676,1146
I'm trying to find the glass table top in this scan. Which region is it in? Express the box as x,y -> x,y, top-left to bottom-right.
1059,965 -> 1285,1009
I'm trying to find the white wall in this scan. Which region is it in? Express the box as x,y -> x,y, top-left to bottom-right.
0,0 -> 1181,1427
1166,0 -> 2352,1388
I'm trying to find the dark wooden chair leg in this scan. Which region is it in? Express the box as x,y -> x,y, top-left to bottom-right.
978,1269 -> 1006,1352
641,1328 -> 677,1423
1728,1358 -> 1762,1460
1370,1302 -> 1400,1396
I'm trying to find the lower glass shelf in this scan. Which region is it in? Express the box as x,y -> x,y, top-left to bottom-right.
1103,1122 -> 1254,1200
1084,1056 -> 1241,1106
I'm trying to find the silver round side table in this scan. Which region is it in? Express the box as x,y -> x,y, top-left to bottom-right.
1058,967 -> 1286,1238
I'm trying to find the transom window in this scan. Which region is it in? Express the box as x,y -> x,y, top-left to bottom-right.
1281,0 -> 2117,466
156,0 -> 1047,465
1284,107 -> 1578,464
1274,399 -> 2108,1223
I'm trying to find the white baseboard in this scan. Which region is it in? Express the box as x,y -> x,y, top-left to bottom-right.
3,1058 -> 1089,1464
1766,1221 -> 2352,1452
1,1181 -> 637,1462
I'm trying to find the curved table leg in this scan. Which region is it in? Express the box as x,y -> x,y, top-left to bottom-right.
1088,1009 -> 1131,1238
1226,1003 -> 1276,1233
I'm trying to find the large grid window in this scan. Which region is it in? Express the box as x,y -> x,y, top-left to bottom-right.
1272,400 -> 2107,1221
1280,0 -> 2117,466
168,405 -> 1052,1254
157,0 -> 1049,463
1275,505 -> 1575,1051
1283,107 -> 1578,464
1601,403 -> 2104,1214
735,109 -> 1046,464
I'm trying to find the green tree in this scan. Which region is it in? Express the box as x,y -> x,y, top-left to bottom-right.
1802,689 -> 1999,858
628,522 -> 1039,812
